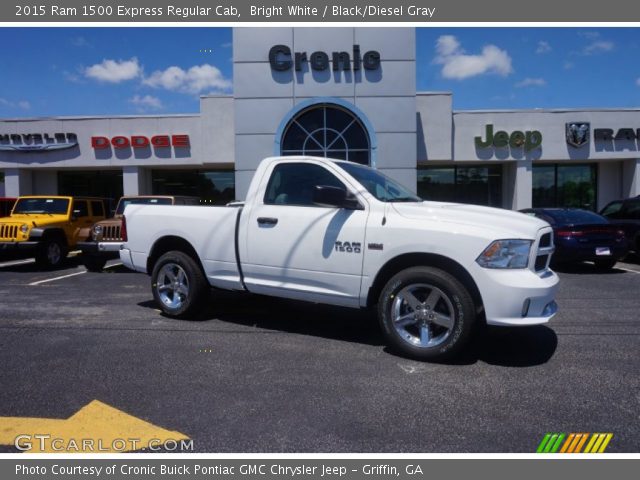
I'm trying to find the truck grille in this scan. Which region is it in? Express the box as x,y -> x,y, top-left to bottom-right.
533,229 -> 554,272
102,225 -> 122,241
0,224 -> 19,240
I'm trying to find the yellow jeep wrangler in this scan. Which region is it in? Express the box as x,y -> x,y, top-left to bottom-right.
0,196 -> 109,268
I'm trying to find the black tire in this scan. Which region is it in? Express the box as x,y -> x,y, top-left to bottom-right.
594,259 -> 617,270
378,266 -> 476,361
83,255 -> 108,272
35,237 -> 68,269
151,250 -> 208,318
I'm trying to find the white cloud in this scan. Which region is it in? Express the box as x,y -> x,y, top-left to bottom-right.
221,42 -> 232,48
515,78 -> 546,88
583,40 -> 614,55
85,57 -> 142,83
129,94 -> 163,111
579,31 -> 601,40
142,64 -> 232,94
636,78 -> 640,87
564,61 -> 575,70
536,41 -> 551,54
71,36 -> 91,48
434,35 -> 513,80
0,98 -> 31,110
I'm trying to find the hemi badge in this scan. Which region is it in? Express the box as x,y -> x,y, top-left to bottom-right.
368,243 -> 383,251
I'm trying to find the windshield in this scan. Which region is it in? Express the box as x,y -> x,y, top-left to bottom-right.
13,198 -> 69,215
116,197 -> 173,215
336,162 -> 422,203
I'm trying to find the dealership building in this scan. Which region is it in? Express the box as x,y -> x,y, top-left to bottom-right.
1,27 -> 640,211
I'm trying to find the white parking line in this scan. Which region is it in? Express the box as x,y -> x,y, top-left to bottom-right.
0,258 -> 35,268
617,266 -> 640,275
28,271 -> 87,286
103,262 -> 123,269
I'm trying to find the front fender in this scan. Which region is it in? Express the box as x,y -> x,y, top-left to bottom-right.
28,227 -> 66,242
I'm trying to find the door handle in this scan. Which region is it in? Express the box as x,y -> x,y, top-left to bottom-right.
257,217 -> 278,226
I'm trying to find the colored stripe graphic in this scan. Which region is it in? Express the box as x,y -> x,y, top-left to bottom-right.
537,433 -> 613,453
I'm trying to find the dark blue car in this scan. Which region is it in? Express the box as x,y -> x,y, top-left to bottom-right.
600,196 -> 640,254
520,208 -> 628,270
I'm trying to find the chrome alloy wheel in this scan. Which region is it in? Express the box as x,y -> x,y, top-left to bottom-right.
156,262 -> 190,310
391,283 -> 455,348
47,242 -> 62,265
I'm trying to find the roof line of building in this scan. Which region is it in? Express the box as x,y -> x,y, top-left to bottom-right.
453,107 -> 640,114
0,113 -> 202,122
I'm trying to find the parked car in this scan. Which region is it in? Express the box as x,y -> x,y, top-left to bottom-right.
0,196 -> 109,268
599,195 -> 640,253
0,197 -> 16,217
78,195 -> 200,271
520,208 -> 627,270
121,156 -> 559,362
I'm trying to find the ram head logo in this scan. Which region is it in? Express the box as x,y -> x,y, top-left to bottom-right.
566,122 -> 590,148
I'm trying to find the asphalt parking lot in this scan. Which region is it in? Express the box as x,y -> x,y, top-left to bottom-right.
0,253 -> 639,453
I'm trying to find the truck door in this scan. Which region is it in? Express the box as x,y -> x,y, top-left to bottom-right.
242,161 -> 368,307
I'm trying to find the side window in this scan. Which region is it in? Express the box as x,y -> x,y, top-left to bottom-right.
91,201 -> 105,217
601,201 -> 623,219
625,200 -> 640,220
264,163 -> 346,207
72,200 -> 89,218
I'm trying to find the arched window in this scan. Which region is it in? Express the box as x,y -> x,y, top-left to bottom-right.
280,104 -> 370,165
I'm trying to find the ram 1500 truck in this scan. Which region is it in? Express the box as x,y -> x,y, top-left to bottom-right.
120,156 -> 559,361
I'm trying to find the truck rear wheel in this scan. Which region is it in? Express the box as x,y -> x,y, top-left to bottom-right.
378,266 -> 475,361
151,251 -> 207,318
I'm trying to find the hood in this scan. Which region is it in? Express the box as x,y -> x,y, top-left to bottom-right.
1,213 -> 68,227
94,216 -> 122,227
392,201 -> 550,239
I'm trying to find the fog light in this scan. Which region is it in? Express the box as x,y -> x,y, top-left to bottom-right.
521,298 -> 531,317
542,300 -> 558,317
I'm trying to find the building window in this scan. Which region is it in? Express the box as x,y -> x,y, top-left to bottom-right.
58,170 -> 123,201
533,164 -> 597,210
151,170 -> 235,205
280,104 -> 370,165
417,165 -> 503,207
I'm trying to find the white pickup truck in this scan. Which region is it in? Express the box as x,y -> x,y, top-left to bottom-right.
120,156 -> 559,361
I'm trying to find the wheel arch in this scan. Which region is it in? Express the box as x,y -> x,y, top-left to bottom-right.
367,253 -> 484,313
37,227 -> 68,245
147,235 -> 206,277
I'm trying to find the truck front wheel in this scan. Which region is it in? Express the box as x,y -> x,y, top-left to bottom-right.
151,251 -> 207,318
378,266 -> 476,361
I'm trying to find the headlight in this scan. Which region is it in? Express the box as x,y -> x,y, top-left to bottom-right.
20,224 -> 29,233
92,225 -> 103,239
476,239 -> 532,269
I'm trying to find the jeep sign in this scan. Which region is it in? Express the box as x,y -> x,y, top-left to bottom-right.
475,124 -> 542,152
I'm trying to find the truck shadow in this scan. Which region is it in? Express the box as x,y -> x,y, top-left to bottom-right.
552,264 -> 625,274
140,291 -> 558,367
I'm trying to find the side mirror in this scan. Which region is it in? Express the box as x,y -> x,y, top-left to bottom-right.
313,185 -> 363,210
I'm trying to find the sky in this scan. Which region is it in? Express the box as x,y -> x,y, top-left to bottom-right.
0,27 -> 639,117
